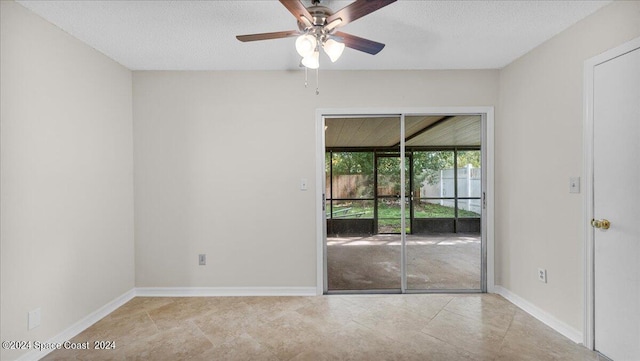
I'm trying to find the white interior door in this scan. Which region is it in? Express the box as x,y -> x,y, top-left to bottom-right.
593,46 -> 640,360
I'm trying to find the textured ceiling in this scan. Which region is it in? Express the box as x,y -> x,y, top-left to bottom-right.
16,0 -> 610,71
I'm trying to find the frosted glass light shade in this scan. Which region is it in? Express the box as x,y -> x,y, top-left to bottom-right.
323,39 -> 345,62
295,34 -> 317,58
301,51 -> 320,69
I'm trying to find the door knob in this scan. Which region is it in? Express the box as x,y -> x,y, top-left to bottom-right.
591,219 -> 611,230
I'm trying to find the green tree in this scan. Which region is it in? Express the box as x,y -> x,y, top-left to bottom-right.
413,151 -> 454,188
327,149 -> 481,193
328,152 -> 374,198
457,150 -> 481,168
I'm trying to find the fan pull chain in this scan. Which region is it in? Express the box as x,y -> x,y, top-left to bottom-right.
302,65 -> 319,95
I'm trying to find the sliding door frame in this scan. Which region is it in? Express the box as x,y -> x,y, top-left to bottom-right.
315,107 -> 495,295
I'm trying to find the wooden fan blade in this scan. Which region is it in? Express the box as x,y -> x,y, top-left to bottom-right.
279,0 -> 313,22
333,31 -> 385,55
236,30 -> 299,42
326,0 -> 397,28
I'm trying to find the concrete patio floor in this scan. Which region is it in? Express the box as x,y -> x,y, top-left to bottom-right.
327,233 -> 481,291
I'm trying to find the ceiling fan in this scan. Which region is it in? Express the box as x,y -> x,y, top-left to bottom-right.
236,0 -> 397,68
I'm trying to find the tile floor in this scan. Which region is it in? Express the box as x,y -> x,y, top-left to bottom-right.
41,294 -> 602,361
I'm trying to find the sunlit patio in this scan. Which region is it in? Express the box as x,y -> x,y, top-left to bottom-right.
327,233 -> 481,291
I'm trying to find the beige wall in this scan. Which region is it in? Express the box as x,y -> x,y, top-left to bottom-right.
496,1 -> 640,333
0,2 -> 135,360
133,70 -> 499,287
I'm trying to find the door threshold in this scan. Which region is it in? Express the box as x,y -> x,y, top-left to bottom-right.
326,289 -> 484,295
326,289 -> 402,295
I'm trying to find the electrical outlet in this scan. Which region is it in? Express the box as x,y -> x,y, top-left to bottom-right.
198,254 -> 206,266
28,308 -> 41,330
538,268 -> 547,283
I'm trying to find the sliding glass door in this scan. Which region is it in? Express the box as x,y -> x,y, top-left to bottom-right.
406,149 -> 482,290
324,114 -> 484,293
325,116 -> 402,291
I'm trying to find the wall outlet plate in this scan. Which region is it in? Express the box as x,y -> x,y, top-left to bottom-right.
28,308 -> 41,330
538,268 -> 547,283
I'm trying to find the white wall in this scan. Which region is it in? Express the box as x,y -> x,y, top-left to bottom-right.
133,70 -> 498,287
496,1 -> 640,334
0,2 -> 135,360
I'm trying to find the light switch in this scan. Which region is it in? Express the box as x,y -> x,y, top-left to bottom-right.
300,178 -> 308,191
569,177 -> 580,193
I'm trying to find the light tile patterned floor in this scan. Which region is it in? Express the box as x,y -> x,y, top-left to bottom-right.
41,294 -> 601,361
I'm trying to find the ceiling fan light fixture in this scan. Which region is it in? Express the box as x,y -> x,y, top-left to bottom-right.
236,0 -> 398,94
301,50 -> 320,69
295,34 -> 317,57
323,38 -> 345,62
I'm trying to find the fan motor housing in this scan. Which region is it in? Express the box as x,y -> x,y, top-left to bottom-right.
297,5 -> 334,30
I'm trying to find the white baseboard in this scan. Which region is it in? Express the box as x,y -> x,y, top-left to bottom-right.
135,287 -> 318,297
16,289 -> 136,361
493,285 -> 583,344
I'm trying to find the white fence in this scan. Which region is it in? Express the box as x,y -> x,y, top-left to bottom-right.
420,165 -> 481,215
